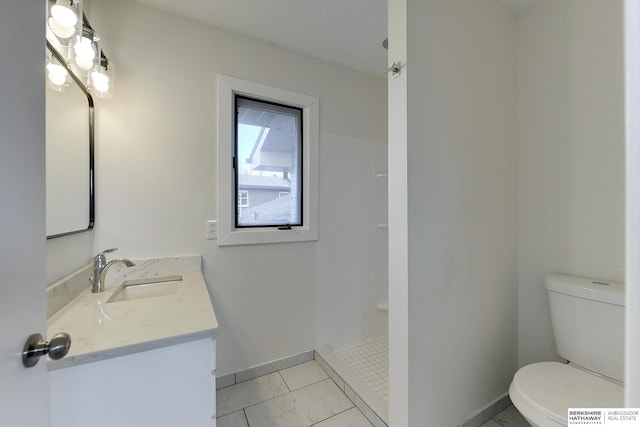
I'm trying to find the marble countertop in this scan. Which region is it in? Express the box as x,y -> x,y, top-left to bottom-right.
47,257 -> 218,371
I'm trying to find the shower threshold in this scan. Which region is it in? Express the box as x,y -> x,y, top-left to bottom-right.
316,335 -> 388,426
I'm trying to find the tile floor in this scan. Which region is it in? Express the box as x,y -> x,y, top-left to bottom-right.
334,336 -> 389,401
479,405 -> 531,427
216,358 -> 530,427
216,360 -> 375,427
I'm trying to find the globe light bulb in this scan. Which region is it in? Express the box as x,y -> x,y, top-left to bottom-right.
76,57 -> 94,70
91,71 -> 110,93
51,3 -> 77,28
74,36 -> 96,70
48,17 -> 75,39
46,63 -> 68,86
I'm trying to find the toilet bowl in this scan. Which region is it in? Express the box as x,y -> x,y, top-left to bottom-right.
509,274 -> 625,427
509,362 -> 623,427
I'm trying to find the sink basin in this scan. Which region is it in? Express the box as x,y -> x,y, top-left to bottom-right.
107,275 -> 183,303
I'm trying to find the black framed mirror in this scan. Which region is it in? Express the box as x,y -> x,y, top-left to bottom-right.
46,41 -> 95,239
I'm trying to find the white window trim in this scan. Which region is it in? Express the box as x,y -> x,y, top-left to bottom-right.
217,75 -> 319,246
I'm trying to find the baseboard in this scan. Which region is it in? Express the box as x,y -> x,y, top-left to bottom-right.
459,393 -> 512,427
216,350 -> 314,389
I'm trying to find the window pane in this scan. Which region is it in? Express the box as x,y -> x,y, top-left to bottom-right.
235,96 -> 303,227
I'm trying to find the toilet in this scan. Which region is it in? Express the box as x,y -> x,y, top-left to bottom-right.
509,274 -> 625,426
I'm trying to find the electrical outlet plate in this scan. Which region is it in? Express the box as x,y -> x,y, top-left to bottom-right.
206,220 -> 217,240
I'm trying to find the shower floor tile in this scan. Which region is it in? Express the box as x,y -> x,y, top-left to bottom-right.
334,336 -> 388,400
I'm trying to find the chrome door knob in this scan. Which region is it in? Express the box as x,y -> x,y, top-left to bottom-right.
22,332 -> 71,368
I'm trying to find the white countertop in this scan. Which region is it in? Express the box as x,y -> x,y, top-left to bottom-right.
47,266 -> 218,371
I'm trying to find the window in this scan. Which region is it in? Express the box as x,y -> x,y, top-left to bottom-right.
217,75 -> 319,246
234,96 -> 302,228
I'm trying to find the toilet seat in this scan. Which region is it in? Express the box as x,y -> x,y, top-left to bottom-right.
509,362 -> 623,427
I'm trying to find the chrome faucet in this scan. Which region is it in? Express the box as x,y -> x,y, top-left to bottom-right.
90,248 -> 135,293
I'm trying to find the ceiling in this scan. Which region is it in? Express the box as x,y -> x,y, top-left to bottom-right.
499,0 -> 538,10
133,0 -> 535,79
134,0 -> 389,78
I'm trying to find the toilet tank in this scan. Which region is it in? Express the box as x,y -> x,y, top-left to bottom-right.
546,274 -> 625,382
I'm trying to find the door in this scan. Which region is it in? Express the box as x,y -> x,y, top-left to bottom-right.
0,1 -> 49,426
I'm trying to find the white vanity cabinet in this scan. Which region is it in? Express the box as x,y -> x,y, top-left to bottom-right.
49,338 -> 216,427
46,258 -> 219,427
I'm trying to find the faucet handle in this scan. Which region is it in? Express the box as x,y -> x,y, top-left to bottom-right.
94,248 -> 118,262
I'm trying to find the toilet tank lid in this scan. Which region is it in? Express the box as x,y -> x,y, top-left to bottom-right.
546,274 -> 624,306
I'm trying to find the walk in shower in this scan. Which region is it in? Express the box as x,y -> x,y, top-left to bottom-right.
316,138 -> 388,425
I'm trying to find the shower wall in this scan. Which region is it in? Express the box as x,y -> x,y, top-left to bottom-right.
315,135 -> 389,424
374,141 -> 389,337
316,134 -> 388,350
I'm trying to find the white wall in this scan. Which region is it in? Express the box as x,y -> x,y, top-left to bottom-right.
87,0 -> 386,376
390,0 -> 519,424
625,0 -> 640,405
517,0 -> 625,367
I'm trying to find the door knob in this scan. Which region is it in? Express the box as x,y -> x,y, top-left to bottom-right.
22,332 -> 71,368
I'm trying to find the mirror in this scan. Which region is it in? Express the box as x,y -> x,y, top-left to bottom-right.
46,43 -> 94,238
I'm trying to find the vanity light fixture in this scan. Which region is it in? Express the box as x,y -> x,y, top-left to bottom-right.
45,1 -> 114,99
